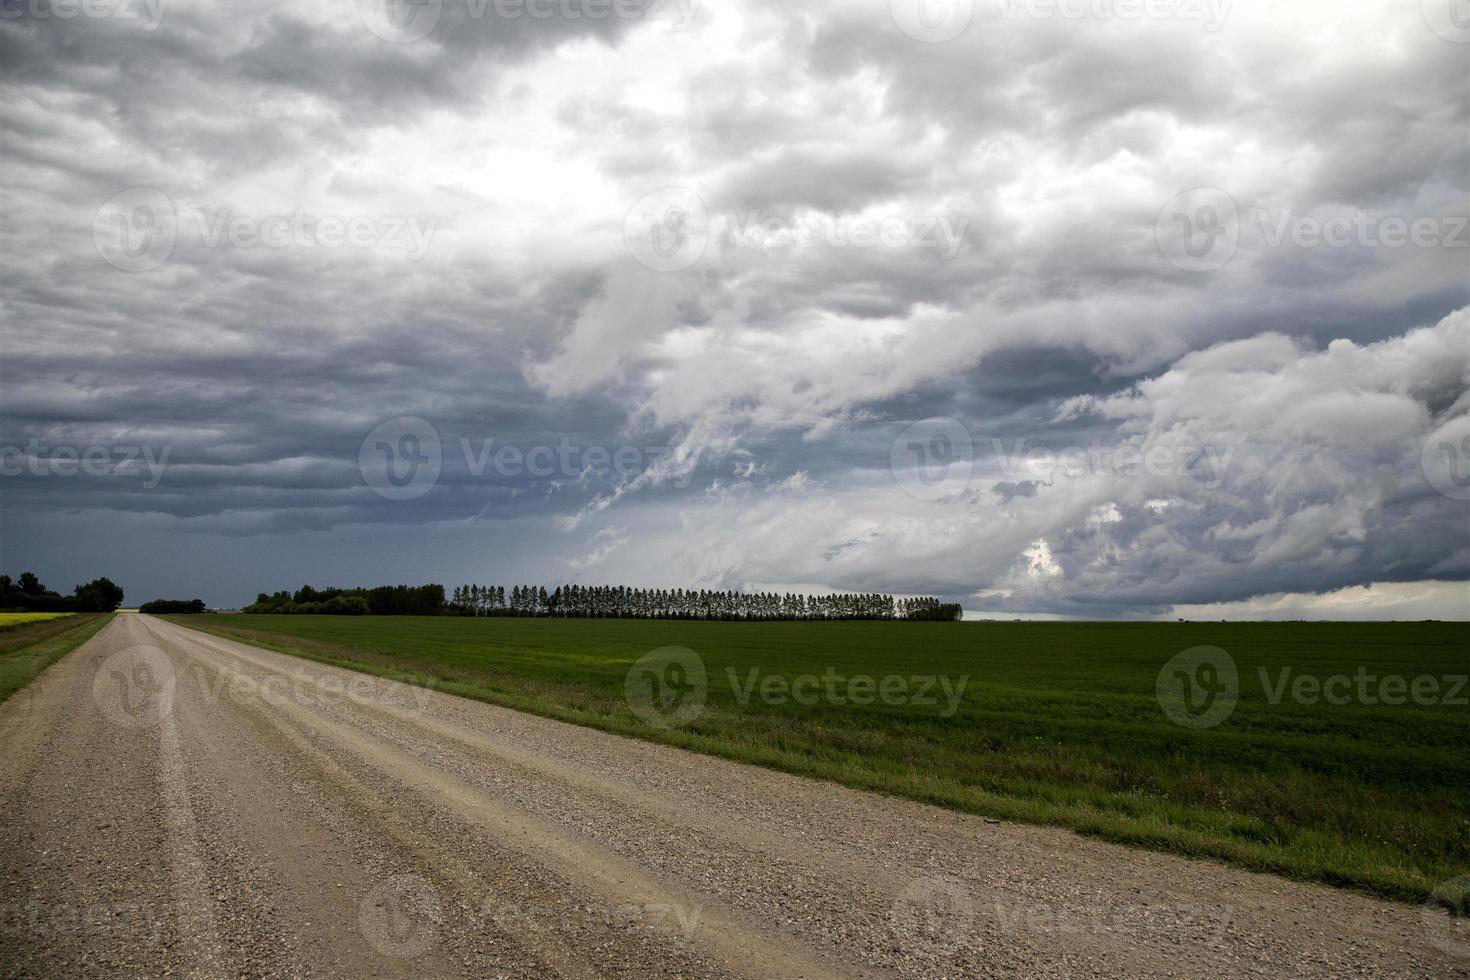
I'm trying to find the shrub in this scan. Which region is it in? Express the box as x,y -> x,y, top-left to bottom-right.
139,598 -> 208,614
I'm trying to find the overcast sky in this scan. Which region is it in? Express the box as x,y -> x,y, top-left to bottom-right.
1,0 -> 1467,617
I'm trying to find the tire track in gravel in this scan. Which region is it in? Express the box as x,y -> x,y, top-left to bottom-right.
167,623 -> 733,979
152,618 -> 852,980
156,710 -> 228,978
160,623 -> 1209,977
141,616 -> 1468,979
1,621 -> 180,978
164,621 -> 615,979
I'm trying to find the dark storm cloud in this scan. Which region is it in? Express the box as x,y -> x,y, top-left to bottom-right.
0,0 -> 1465,615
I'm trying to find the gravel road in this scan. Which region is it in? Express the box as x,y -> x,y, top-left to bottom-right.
1,614 -> 1464,978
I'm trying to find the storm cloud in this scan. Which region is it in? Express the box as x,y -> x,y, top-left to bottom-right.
1,0 -> 1466,616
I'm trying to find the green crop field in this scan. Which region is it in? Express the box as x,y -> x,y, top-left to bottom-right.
0,613 -> 112,705
170,614 -> 1468,903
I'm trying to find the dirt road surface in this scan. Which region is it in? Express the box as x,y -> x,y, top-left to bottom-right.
1,614 -> 1464,978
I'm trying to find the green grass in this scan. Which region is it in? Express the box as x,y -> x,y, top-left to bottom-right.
0,612 -> 113,704
168,614 -> 1469,904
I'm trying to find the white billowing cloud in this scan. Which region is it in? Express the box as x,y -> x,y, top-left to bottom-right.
1167,580 -> 1470,622
514,0 -> 1466,460
565,524 -> 631,571
589,310 -> 1470,614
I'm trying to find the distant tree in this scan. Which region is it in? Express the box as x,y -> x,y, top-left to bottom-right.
322,595 -> 370,615
140,598 -> 207,614
244,582 -> 448,616
73,577 -> 125,612
244,579 -> 957,622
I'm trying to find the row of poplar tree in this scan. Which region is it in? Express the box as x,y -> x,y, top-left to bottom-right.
449,584 -> 962,621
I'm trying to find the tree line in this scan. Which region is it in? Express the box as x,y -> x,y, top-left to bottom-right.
241,581 -> 962,621
0,571 -> 124,613
449,584 -> 963,621
244,584 -> 446,616
139,598 -> 208,614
